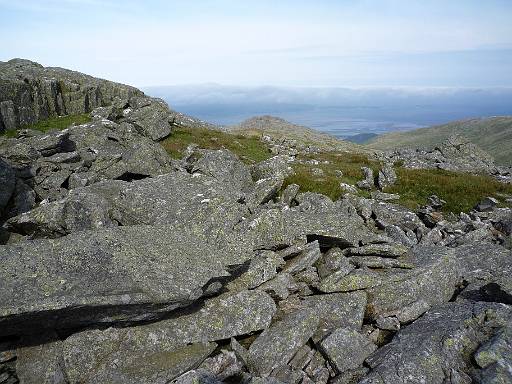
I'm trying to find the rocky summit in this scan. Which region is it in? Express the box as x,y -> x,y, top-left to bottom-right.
0,61 -> 511,384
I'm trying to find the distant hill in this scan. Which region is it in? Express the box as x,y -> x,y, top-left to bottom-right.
344,132 -> 379,144
366,116 -> 512,165
230,115 -> 361,152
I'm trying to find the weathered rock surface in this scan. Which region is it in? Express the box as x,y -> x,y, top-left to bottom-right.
319,328 -> 376,374
2,61 -> 512,384
59,290 -> 275,383
361,301 -> 512,384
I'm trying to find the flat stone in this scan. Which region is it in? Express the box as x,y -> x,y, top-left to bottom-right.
247,309 -> 319,376
366,245 -> 459,322
347,243 -> 409,258
301,291 -> 367,342
234,205 -> 381,250
318,268 -> 382,293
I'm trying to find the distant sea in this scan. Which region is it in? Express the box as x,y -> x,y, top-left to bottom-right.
144,86 -> 512,140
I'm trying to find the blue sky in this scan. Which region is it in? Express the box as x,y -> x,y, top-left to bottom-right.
1,0 -> 511,87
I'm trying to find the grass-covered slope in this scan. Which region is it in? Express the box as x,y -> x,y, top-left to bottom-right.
366,116 -> 512,165
162,125 -> 512,214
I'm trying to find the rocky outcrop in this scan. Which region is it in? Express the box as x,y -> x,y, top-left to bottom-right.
0,59 -> 142,131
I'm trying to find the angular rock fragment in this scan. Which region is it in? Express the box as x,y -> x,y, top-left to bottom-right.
356,167 -> 374,190
227,251 -> 285,292
349,256 -> 413,269
251,155 -> 293,181
247,309 -> 319,376
347,243 -> 408,258
283,241 -> 321,275
235,206 -> 382,251
366,245 -> 459,321
318,268 -> 382,293
301,291 -> 367,341
281,183 -> 300,206
319,328 -> 376,374
377,163 -> 397,190
475,196 -> 499,212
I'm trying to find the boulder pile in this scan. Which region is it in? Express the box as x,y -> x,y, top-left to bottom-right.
0,65 -> 511,384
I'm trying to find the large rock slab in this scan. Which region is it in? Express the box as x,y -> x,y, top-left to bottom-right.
0,224 -> 251,336
360,301 -> 512,384
60,290 -> 275,383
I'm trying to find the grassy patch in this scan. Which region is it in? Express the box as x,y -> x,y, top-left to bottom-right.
283,152 -> 512,213
19,113 -> 92,133
386,168 -> 512,213
160,126 -> 272,164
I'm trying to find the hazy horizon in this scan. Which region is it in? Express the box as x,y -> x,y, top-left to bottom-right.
144,84 -> 512,138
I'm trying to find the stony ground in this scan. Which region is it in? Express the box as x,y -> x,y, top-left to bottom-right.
0,62 -> 511,384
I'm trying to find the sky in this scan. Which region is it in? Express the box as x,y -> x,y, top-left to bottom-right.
1,0 -> 512,88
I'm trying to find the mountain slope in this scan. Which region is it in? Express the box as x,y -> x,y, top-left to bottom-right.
366,116 -> 512,165
230,115 -> 361,152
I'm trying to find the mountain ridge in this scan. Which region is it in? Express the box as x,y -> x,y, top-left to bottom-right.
366,116 -> 512,165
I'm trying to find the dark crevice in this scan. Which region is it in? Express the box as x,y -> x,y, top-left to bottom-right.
307,234 -> 351,251
114,172 -> 150,182
60,176 -> 70,190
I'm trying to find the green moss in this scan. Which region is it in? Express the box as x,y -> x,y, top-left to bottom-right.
160,126 -> 272,164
